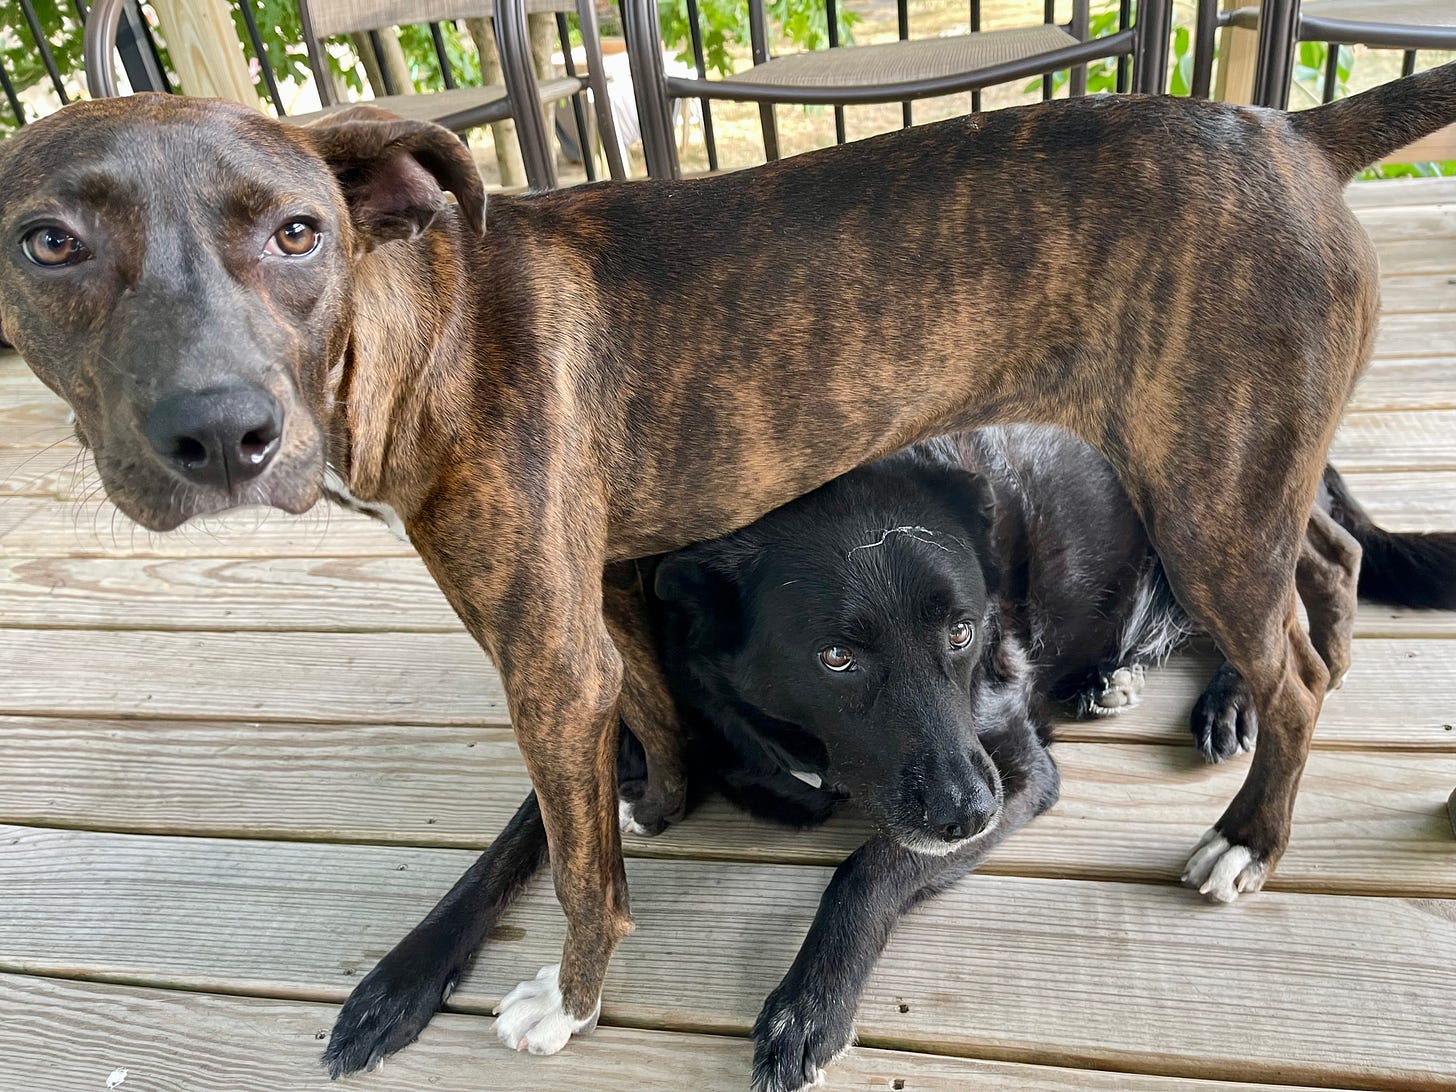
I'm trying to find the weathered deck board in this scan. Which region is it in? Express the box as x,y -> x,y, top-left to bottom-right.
4,629 -> 1453,749
1330,409 -> 1456,469
3,552 -> 1454,635
0,718 -> 1448,895
0,495 -> 413,558
0,974 -> 1336,1092
2,827 -> 1452,1089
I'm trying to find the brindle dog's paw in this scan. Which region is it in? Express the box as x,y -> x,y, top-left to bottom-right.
1190,666 -> 1259,762
751,983 -> 854,1092
1084,663 -> 1146,717
1180,828 -> 1269,904
493,964 -> 600,1055
323,937 -> 463,1077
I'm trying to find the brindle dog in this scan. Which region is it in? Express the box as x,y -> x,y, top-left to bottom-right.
2,66 -> 1454,1056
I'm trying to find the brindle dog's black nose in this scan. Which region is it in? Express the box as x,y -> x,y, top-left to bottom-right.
145,386 -> 282,490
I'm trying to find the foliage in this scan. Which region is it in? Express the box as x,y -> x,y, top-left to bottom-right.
658,0 -> 858,78
0,0 -> 84,133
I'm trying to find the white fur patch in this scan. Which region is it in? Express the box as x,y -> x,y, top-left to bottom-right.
324,466 -> 410,543
492,964 -> 599,1055
617,799 -> 652,837
1180,829 -> 1269,904
789,769 -> 823,789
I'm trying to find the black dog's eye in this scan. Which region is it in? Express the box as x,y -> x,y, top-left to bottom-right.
265,221 -> 321,257
949,620 -> 975,649
22,226 -> 90,267
819,645 -> 855,672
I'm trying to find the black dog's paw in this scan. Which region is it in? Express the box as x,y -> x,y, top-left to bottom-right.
1190,666 -> 1259,763
617,781 -> 687,837
751,984 -> 855,1092
1079,663 -> 1146,717
322,941 -> 462,1078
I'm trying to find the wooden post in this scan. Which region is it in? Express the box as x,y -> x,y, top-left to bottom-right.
1213,0 -> 1258,105
149,0 -> 257,106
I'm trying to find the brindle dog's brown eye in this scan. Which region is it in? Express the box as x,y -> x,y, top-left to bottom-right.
819,645 -> 855,672
22,226 -> 89,267
266,221 -> 320,257
949,620 -> 974,649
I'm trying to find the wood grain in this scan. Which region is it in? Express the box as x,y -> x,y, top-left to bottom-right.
1330,409 -> 1456,469
0,496 -> 414,558
0,973 -> 1334,1092
4,629 -> 1452,746
1345,177 -> 1456,209
2,552 -> 1451,636
0,717 -> 1449,895
1,828 -> 1452,1088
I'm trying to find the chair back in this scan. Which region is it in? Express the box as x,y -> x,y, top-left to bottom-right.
299,1 -> 497,41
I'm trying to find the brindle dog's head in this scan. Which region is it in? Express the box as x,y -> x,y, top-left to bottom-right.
656,449 -> 1029,856
0,95 -> 483,530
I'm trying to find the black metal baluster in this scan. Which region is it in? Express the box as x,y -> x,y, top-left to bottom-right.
970,0 -> 981,112
1040,0 -> 1054,100
1321,41 -> 1339,102
897,0 -> 910,126
827,0 -> 845,143
18,0 -> 70,103
1401,49 -> 1417,78
368,29 -> 398,96
685,0 -> 719,169
430,22 -> 457,88
1116,0 -> 1130,93
557,11 -> 597,181
238,0 -> 286,113
0,61 -> 26,126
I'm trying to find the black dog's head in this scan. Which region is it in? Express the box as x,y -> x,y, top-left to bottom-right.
656,448 -> 1028,855
0,96 -> 483,530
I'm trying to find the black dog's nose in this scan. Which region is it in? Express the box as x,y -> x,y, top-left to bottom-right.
145,386 -> 282,490
933,813 -> 988,843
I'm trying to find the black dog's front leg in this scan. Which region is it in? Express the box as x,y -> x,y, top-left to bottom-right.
323,791 -> 549,1077
751,744 -> 1058,1092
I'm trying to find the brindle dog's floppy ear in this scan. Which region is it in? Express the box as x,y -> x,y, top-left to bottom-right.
301,106 -> 485,246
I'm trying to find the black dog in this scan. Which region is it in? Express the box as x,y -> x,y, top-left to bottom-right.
325,428 -> 1455,1091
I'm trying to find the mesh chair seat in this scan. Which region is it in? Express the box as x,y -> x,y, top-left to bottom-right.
293,77 -> 585,131
306,0 -> 574,39
727,24 -> 1080,90
1229,0 -> 1456,32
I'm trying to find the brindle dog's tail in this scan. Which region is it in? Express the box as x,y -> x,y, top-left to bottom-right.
1323,465 -> 1456,611
1291,59 -> 1456,181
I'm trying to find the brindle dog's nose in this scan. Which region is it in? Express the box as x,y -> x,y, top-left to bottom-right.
145,386 -> 282,490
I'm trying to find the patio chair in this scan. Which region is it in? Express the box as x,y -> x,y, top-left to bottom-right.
82,0 -> 626,189
618,0 -> 1173,179
1192,0 -> 1456,108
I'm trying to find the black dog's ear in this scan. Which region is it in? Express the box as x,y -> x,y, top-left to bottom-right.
925,465 -> 1001,591
300,106 -> 485,247
653,547 -> 747,649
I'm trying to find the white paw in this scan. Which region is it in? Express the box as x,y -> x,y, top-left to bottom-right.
492,964 -> 600,1055
1088,664 -> 1145,717
1180,829 -> 1268,904
617,798 -> 652,837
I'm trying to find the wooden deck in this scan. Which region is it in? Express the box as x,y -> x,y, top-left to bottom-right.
2,178 -> 1455,1092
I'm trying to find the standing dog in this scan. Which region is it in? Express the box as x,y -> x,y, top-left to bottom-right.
323,430 -> 1453,1089
3,67 -> 1455,1052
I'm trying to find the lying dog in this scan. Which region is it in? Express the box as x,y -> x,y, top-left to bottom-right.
4,66 -> 1456,1050
324,429 -> 1454,1089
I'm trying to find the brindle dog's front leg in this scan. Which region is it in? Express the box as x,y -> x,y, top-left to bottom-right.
604,560 -> 688,836
413,495 -> 632,1056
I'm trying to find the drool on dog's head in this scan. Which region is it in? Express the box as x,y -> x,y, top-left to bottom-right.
0,95 -> 483,531
657,450 -> 1026,856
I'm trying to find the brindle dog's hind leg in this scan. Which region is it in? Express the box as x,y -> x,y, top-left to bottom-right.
1189,507 -> 1361,761
1133,462 -> 1331,902
603,560 -> 689,836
